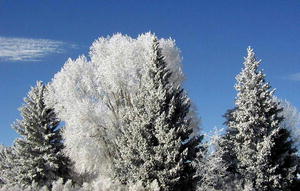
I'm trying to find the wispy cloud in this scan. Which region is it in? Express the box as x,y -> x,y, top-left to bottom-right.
286,73 -> 300,81
0,36 -> 71,62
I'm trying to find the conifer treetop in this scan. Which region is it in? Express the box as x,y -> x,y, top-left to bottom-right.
227,47 -> 298,190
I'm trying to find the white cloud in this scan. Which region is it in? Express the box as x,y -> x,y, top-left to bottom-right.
0,36 -> 68,61
287,72 -> 300,81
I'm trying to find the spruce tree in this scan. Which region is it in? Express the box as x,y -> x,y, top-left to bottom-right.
114,36 -> 202,191
9,81 -> 71,187
0,146 -> 17,184
228,47 -> 298,190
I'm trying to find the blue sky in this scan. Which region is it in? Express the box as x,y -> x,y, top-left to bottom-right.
0,0 -> 299,145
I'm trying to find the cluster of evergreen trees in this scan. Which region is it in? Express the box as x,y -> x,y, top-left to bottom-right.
0,33 -> 299,191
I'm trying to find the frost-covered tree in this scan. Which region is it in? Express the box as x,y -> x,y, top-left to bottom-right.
275,98 -> 300,150
0,145 -> 4,184
0,145 -> 19,184
228,47 -> 298,190
197,129 -> 228,191
0,145 -> 15,184
7,81 -> 71,187
198,142 -> 246,191
197,125 -> 241,191
197,110 -> 239,191
45,33 -> 200,179
276,99 -> 300,190
113,37 -> 202,191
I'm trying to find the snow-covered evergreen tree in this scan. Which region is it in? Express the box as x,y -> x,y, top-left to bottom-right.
197,131 -> 228,191
276,99 -> 300,189
7,81 -> 71,187
276,98 -> 300,150
0,145 -> 17,184
196,126 -> 242,191
228,47 -> 298,190
197,110 -> 239,191
114,37 -> 202,191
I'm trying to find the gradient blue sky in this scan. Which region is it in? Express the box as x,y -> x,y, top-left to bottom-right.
0,0 -> 299,145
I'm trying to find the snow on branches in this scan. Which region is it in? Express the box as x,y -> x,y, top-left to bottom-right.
45,33 -> 200,178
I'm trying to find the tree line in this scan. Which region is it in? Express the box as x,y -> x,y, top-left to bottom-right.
0,33 -> 299,191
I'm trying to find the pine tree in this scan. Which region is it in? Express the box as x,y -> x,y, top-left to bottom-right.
114,36 -> 203,191
228,47 -> 298,190
8,81 -> 71,187
0,146 -> 16,184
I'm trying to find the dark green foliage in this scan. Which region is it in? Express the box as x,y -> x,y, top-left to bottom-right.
7,81 -> 71,187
